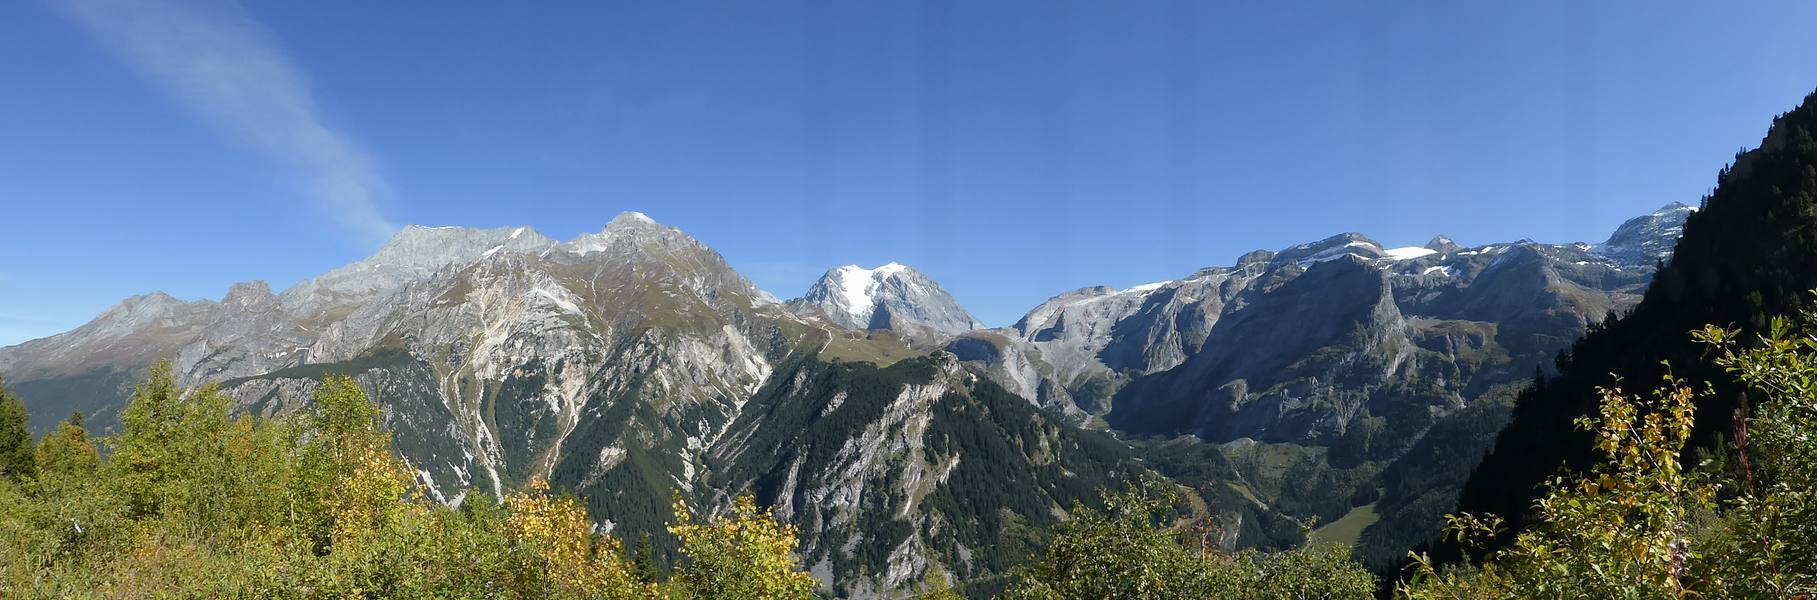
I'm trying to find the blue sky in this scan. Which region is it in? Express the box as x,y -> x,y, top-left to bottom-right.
4,1 -> 1817,345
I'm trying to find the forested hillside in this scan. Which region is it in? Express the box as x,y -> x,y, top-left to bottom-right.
1454,88 -> 1817,556
0,367 -> 1376,598
1398,299 -> 1817,597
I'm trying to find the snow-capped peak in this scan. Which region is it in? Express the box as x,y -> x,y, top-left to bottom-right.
1595,201 -> 1698,265
830,263 -> 911,317
798,262 -> 981,336
1424,235 -> 1462,254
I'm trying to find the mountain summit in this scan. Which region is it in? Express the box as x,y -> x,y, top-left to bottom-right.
795,262 -> 982,340
280,224 -> 556,317
1594,202 -> 1697,265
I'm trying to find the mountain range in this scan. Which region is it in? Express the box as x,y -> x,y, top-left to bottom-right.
0,202 -> 1693,595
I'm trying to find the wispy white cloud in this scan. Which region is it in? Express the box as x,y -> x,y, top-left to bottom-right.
55,0 -> 397,244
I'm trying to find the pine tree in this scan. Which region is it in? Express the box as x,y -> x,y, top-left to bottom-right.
631,533 -> 661,585
0,377 -> 36,482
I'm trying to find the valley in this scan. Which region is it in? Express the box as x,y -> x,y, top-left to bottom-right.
0,200 -> 1692,594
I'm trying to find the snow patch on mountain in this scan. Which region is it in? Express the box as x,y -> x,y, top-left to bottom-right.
796,263 -> 982,338
1594,202 -> 1697,265
830,263 -> 910,322
1294,241 -> 1381,268
1121,281 -> 1172,295
1382,246 -> 1438,261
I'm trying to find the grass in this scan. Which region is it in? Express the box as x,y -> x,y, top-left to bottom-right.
1225,481 -> 1265,509
1308,501 -> 1379,548
817,329 -> 925,367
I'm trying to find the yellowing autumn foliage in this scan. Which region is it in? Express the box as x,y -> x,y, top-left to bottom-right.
1402,301 -> 1817,599
1399,373 -> 1715,599
668,493 -> 818,600
507,477 -> 653,598
0,364 -> 841,598
296,376 -> 413,553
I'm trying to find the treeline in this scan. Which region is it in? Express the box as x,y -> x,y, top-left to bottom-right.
0,361 -> 1376,599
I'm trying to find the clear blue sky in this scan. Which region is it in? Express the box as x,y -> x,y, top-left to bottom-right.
4,1 -> 1817,345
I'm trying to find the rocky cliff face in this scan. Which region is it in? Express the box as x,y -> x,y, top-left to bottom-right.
0,212 -> 1100,598
931,205 -> 1689,571
707,352 -> 1141,597
946,205 -> 1688,443
280,224 -> 558,317
217,212 -> 811,520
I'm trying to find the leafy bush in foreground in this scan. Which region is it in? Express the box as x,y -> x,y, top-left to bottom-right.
0,363 -> 815,599
1403,298 -> 1817,598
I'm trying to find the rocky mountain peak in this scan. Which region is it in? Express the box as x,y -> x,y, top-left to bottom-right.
90,291 -> 191,328
550,213 -> 769,304
1235,249 -> 1276,268
1425,235 -> 1461,254
797,262 -> 982,338
119,290 -> 182,310
1595,202 -> 1695,266
605,210 -> 662,230
223,281 -> 277,310
559,211 -> 703,257
1272,233 -> 1387,266
279,225 -> 556,316
0,289 -> 218,378
828,263 -> 911,317
374,225 -> 555,268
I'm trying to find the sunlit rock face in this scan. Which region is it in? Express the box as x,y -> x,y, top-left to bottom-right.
0,211 -> 1135,598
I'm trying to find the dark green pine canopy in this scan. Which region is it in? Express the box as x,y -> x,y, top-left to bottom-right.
1452,87 -> 1817,560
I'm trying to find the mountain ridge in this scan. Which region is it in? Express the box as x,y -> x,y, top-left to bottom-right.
0,202 -> 1698,595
